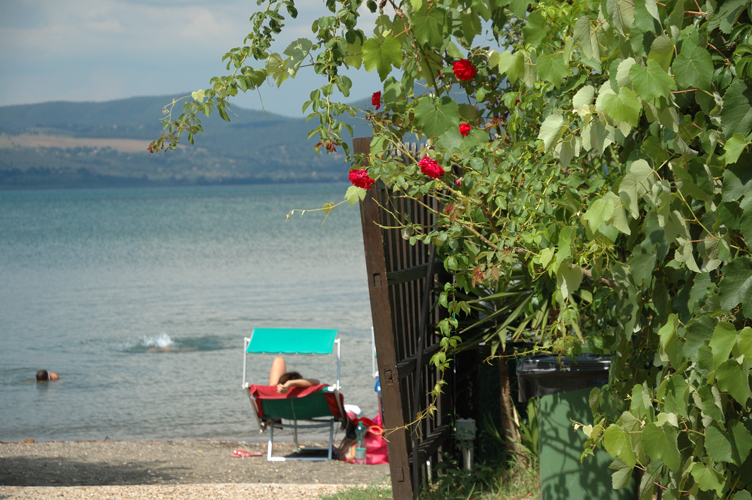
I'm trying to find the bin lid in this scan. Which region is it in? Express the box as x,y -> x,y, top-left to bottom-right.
516,354 -> 611,402
516,354 -> 611,374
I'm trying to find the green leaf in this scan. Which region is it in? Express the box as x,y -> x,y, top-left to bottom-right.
642,423 -> 681,472
722,79 -> 752,138
698,384 -> 724,422
413,7 -> 445,47
459,11 -> 481,44
604,424 -> 637,467
732,491 -> 752,500
596,86 -> 642,127
265,53 -> 288,87
706,425 -> 735,463
713,0 -> 748,34
618,159 -> 655,218
574,16 -> 605,65
509,0 -> 530,17
363,36 -> 403,81
730,420 -> 752,464
723,162 -> 752,202
705,420 -> 752,465
557,262 -> 584,299
584,196 -> 616,233
673,45 -> 713,90
498,51 -> 524,84
283,38 -> 313,77
724,133 -> 748,164
647,35 -> 674,72
631,249 -> 657,287
538,113 -> 566,152
616,57 -> 636,89
719,257 -> 752,317
634,0 -> 661,33
345,39 -> 363,69
716,359 -> 752,405
710,322 -> 738,369
629,59 -> 676,102
738,327 -> 752,361
191,89 -> 206,103
602,191 -> 630,234
556,133 -> 578,166
690,463 -> 724,495
742,199 -> 752,245
573,85 -> 595,110
609,458 -> 634,489
345,185 -> 367,206
522,10 -> 548,46
414,96 -> 460,139
537,53 -> 568,87
607,0 -> 635,35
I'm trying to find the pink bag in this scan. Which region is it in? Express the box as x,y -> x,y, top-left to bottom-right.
340,416 -> 389,465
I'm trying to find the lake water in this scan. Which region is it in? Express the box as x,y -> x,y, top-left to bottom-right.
0,183 -> 378,443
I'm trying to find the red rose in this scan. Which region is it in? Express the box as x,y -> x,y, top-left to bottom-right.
453,59 -> 476,81
349,169 -> 375,189
454,178 -> 462,186
372,91 -> 381,110
459,123 -> 472,136
418,155 -> 444,179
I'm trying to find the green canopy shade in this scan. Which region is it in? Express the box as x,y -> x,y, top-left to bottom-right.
246,328 -> 338,355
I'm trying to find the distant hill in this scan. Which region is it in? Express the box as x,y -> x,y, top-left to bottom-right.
0,95 -> 372,189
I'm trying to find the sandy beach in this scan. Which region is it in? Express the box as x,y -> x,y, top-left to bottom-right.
0,440 -> 391,499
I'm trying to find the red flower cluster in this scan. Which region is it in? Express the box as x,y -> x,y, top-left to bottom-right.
349,169 -> 375,189
453,59 -> 476,81
372,91 -> 381,110
418,155 -> 444,179
459,123 -> 472,136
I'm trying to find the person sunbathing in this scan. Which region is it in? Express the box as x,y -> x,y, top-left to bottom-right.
269,357 -> 319,394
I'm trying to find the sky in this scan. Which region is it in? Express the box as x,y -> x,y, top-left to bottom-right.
0,0 -> 383,118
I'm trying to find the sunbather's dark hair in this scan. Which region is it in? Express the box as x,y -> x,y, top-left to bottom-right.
278,371 -> 303,384
36,370 -> 49,381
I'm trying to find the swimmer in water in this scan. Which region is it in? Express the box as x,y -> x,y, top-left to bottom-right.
36,370 -> 59,381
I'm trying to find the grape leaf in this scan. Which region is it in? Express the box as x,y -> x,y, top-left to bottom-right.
673,45 -> 713,90
629,59 -> 676,102
596,86 -> 642,127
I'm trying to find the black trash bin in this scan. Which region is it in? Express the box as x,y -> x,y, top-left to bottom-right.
517,354 -> 636,500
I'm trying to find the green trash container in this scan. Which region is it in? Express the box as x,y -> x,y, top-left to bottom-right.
517,355 -> 636,500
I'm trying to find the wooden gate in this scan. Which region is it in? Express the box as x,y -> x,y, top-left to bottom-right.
354,137 -> 455,500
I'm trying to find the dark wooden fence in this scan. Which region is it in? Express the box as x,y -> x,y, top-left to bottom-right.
354,137 -> 457,500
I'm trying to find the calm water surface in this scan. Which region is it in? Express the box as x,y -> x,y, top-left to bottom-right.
0,184 -> 377,442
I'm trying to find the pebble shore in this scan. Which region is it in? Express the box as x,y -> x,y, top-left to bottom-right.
0,483 -> 359,499
0,440 -> 391,500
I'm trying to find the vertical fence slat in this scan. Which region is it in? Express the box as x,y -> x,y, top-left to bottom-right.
356,137 -> 455,500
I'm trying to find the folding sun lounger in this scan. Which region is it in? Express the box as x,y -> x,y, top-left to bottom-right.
242,328 -> 347,461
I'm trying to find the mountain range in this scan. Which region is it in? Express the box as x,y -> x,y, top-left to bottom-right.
0,95 -> 372,189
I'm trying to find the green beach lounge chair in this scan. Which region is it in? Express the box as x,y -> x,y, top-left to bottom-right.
242,328 -> 347,461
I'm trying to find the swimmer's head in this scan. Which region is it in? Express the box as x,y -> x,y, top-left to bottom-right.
36,370 -> 59,381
